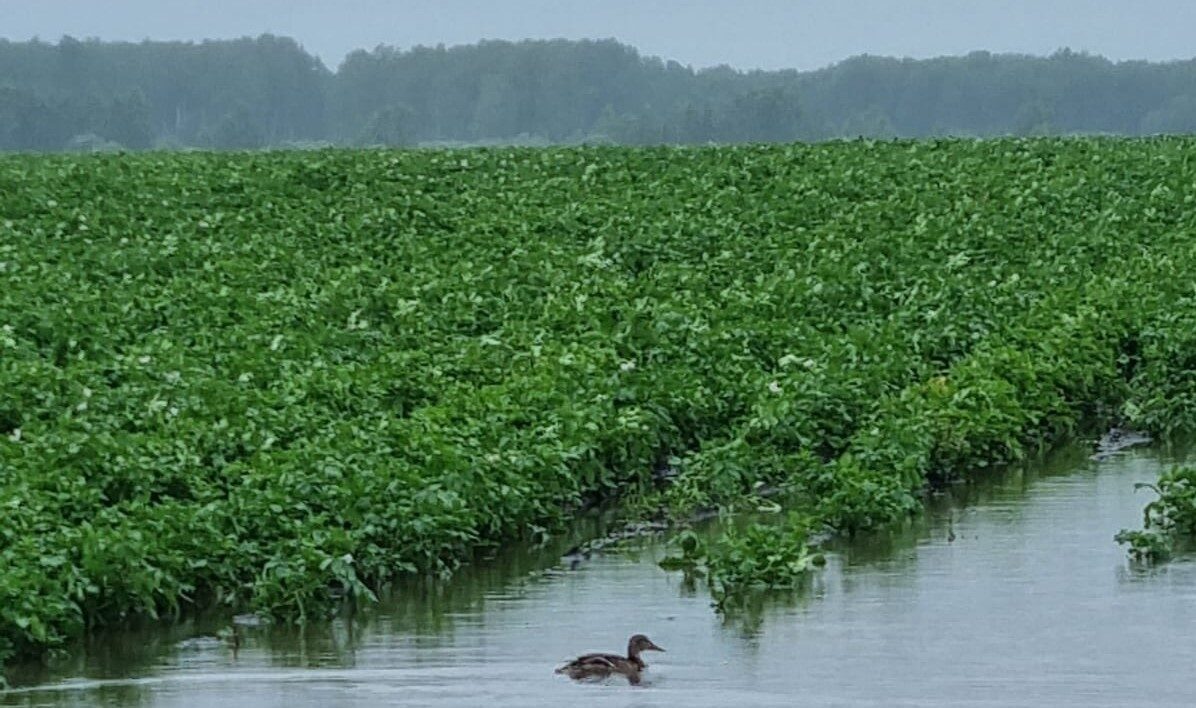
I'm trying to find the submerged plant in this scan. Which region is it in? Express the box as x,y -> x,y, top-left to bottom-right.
1114,529 -> 1173,563
660,514 -> 826,606
1116,466 -> 1196,562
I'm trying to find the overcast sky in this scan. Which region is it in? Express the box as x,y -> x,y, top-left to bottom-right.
3,0 -> 1194,71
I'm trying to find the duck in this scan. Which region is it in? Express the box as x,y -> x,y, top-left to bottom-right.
555,634 -> 665,685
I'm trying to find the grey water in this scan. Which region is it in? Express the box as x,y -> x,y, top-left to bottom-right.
4,441 -> 1195,707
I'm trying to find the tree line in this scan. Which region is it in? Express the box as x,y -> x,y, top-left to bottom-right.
3,34 -> 1196,151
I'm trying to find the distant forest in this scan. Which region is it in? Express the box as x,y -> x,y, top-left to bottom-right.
4,34 -> 1196,151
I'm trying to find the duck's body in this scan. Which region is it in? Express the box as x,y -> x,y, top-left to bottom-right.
556,634 -> 664,685
557,651 -> 646,684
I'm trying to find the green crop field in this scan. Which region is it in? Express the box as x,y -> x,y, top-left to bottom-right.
3,139 -> 1196,667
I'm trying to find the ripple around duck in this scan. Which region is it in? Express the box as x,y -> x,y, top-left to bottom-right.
4,443 -> 1196,708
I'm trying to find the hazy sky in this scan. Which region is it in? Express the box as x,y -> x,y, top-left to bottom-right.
4,0 -> 1195,71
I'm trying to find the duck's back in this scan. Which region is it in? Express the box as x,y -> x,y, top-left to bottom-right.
556,653 -> 641,683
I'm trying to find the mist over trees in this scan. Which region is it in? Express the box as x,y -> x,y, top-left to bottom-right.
3,34 -> 1196,151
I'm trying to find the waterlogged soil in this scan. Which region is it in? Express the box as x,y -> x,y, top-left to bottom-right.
5,442 -> 1196,707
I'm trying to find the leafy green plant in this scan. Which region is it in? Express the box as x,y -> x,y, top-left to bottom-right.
660,515 -> 826,605
1117,467 -> 1196,562
1114,529 -> 1173,563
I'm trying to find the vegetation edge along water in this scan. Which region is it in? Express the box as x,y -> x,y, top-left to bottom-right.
1116,465 -> 1196,561
3,137 -> 1196,672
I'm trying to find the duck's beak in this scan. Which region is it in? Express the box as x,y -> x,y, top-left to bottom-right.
647,641 -> 665,652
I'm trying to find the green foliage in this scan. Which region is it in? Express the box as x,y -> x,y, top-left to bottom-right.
1124,302 -> 1196,437
1117,467 -> 1196,562
1114,529 -> 1173,563
3,138 -> 1196,671
660,515 -> 825,605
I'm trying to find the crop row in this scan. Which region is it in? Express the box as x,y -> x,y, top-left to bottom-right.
3,139 -> 1196,668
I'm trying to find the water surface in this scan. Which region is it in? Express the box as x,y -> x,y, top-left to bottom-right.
5,442 -> 1195,707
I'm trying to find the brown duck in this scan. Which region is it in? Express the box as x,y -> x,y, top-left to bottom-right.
555,634 -> 665,685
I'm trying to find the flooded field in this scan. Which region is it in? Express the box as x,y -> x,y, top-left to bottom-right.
4,442 -> 1195,707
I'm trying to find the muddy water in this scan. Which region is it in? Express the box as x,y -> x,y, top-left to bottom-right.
4,442 -> 1196,707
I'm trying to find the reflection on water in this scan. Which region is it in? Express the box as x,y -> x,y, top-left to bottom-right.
4,442 -> 1195,707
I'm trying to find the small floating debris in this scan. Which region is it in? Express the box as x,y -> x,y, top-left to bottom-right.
231,613 -> 269,628
1091,426 -> 1152,461
560,521 -> 669,568
175,636 -> 225,651
561,544 -> 591,570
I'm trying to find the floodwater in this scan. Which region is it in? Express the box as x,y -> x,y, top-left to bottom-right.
4,441 -> 1195,707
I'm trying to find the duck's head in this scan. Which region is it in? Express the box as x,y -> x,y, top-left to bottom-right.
627,634 -> 665,657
